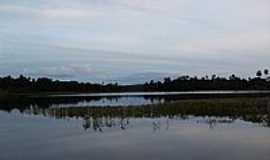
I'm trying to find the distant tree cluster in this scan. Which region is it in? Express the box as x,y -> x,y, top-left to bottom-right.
0,75 -> 121,93
0,69 -> 270,93
144,69 -> 270,91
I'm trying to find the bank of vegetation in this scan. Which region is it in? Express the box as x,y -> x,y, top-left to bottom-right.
0,69 -> 269,96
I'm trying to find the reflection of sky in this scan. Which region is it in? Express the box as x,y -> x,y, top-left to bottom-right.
0,111 -> 270,160
1,0 -> 270,83
50,97 -> 164,107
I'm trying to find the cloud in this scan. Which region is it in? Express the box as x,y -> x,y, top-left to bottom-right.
1,0 -> 270,82
40,8 -> 101,20
0,4 -> 101,21
40,64 -> 96,76
64,64 -> 96,75
116,72 -> 176,84
114,0 -> 164,13
29,73 -> 74,79
176,31 -> 270,55
22,64 -> 97,80
0,5 -> 26,12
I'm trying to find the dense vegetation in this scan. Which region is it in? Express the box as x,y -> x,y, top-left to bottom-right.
0,75 -> 122,93
144,69 -> 270,91
0,69 -> 270,94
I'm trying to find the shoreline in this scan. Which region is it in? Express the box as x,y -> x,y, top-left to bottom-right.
1,90 -> 270,97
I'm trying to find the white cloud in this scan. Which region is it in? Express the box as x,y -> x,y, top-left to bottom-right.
0,4 -> 25,12
114,0 -> 164,12
39,8 -> 101,20
27,64 -> 97,79
0,4 -> 101,21
1,0 -> 270,81
176,31 -> 270,54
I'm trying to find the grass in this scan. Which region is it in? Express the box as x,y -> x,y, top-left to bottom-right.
1,91 -> 269,126
42,97 -> 270,125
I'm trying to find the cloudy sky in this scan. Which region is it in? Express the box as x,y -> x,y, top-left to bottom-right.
0,0 -> 269,83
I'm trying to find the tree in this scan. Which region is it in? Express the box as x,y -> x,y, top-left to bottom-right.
264,69 -> 269,76
229,74 -> 236,80
256,70 -> 262,78
211,74 -> 217,80
265,69 -> 270,82
164,77 -> 171,84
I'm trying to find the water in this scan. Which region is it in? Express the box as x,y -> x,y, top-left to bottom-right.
30,90 -> 270,107
49,90 -> 270,97
0,93 -> 270,160
49,96 -> 164,107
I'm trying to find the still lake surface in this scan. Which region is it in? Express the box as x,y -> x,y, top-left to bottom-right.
0,91 -> 270,160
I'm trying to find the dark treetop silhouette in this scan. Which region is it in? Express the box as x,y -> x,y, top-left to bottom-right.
0,69 -> 270,94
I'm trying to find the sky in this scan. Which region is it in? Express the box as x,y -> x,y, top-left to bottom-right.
0,0 -> 270,84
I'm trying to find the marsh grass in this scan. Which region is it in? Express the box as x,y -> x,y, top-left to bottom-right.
1,95 -> 269,128
45,97 -> 270,126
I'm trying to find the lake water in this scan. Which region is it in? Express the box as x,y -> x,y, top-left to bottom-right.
33,90 -> 270,107
0,92 -> 270,160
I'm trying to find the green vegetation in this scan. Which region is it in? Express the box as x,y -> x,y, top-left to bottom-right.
50,97 -> 270,121
1,70 -> 270,130
7,97 -> 269,127
144,69 -> 270,91
0,69 -> 270,95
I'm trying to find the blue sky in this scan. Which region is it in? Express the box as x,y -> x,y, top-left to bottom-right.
0,0 -> 270,83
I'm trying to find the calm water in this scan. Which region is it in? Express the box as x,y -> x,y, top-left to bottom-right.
0,93 -> 270,160
49,90 -> 270,97
35,90 -> 270,107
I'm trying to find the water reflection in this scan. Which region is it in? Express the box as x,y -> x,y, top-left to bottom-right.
1,95 -> 270,160
0,95 -> 166,111
196,118 -> 235,129
81,117 -> 131,131
2,91 -> 269,110
1,96 -> 269,131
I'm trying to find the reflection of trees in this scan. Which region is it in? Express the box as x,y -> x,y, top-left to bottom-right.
81,116 -> 130,131
50,97 -> 270,127
0,95 -> 166,112
153,121 -> 161,132
82,117 -> 91,130
196,118 -> 235,129
0,96 -> 125,112
82,116 -> 166,132
1,97 -> 270,130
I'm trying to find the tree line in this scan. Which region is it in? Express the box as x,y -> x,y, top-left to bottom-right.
144,69 -> 270,91
0,76 -> 121,93
0,69 -> 269,93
